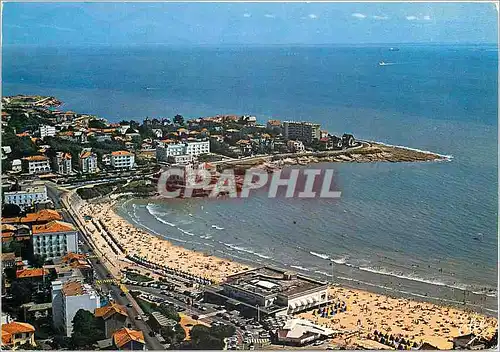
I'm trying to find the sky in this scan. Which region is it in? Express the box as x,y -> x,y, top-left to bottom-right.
2,2 -> 498,46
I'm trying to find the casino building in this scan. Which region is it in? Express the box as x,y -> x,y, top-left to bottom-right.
204,267 -> 331,319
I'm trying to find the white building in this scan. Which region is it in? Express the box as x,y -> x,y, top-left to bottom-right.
283,121 -> 321,143
118,125 -> 131,135
110,151 -> 135,169
32,220 -> 78,261
152,129 -> 163,138
11,159 -> 22,173
287,140 -> 305,153
276,318 -> 335,346
54,152 -> 72,175
102,154 -> 111,166
167,154 -> 193,165
4,185 -> 48,210
219,267 -> 329,318
22,155 -> 51,174
1,146 -> 12,160
185,140 -> 210,156
156,140 -> 210,162
51,280 -> 101,336
79,148 -> 98,174
39,125 -> 56,139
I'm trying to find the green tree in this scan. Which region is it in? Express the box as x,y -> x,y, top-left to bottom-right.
71,309 -> 105,349
2,241 -> 23,257
210,324 -> 236,339
189,324 -> 230,350
4,267 -> 17,282
160,323 -> 186,346
9,280 -> 36,306
138,124 -> 153,139
30,254 -> 47,268
88,119 -> 107,129
173,114 -> 184,125
157,304 -> 181,322
2,203 -> 22,217
2,128 -> 39,159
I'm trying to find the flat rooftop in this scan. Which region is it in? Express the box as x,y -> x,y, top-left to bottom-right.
224,267 -> 327,298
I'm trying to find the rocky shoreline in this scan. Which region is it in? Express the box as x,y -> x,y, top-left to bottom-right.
219,142 -> 449,170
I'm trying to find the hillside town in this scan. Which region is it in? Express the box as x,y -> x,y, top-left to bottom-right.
1,95 -> 496,351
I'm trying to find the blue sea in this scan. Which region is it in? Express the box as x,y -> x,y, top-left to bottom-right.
3,44 -> 498,313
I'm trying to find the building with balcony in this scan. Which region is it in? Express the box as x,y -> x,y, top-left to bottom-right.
156,140 -> 210,163
283,121 -> 321,143
110,151 -> 135,169
32,220 -> 78,261
22,155 -> 51,174
51,280 -> 101,337
1,321 -> 36,350
3,185 -> 48,211
39,124 -> 56,139
79,148 -> 98,174
54,152 -> 72,175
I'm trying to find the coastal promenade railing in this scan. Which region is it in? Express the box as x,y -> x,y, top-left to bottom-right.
62,190 -> 119,276
126,254 -> 215,286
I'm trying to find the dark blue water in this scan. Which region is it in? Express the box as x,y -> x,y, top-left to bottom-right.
3,44 -> 498,313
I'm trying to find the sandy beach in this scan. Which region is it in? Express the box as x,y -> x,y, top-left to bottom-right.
77,199 -> 497,349
79,201 -> 250,283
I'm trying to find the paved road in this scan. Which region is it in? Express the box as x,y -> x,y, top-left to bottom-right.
80,242 -> 165,350
45,183 -> 164,350
134,286 -> 247,344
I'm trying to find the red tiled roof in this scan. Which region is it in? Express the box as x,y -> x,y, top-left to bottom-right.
16,268 -> 48,279
62,281 -> 83,296
95,303 -> 128,320
80,151 -> 93,159
2,322 -> 35,345
113,328 -> 145,348
63,252 -> 86,263
111,150 -> 132,156
32,220 -> 75,235
22,155 -> 48,162
2,209 -> 62,224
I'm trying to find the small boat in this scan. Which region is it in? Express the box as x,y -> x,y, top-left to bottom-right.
389,47 -> 400,51
379,61 -> 388,66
